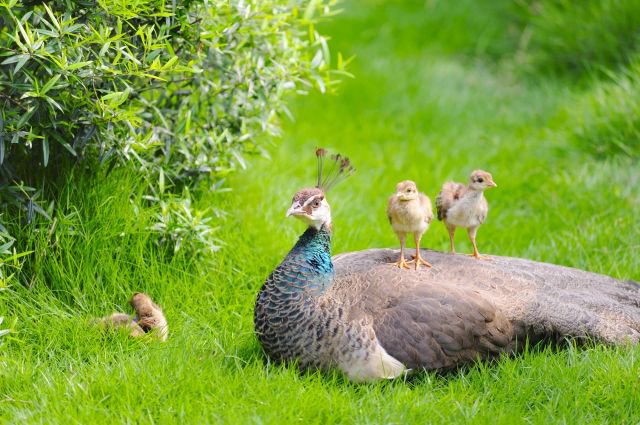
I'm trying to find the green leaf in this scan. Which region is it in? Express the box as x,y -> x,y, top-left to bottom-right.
304,0 -> 320,20
99,41 -> 111,57
33,28 -> 58,37
63,24 -> 84,34
16,105 -> 37,129
15,17 -> 31,47
0,241 -> 13,253
20,91 -> 38,100
42,138 -> 49,167
43,3 -> 61,31
159,167 -> 165,194
66,61 -> 93,70
41,74 -> 61,94
50,131 -> 77,157
14,54 -> 29,73
320,36 -> 330,68
44,96 -> 63,112
0,113 -> 3,164
1,53 -> 27,65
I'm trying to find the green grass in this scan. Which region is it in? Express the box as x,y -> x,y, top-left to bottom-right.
513,0 -> 640,76
2,1 -> 640,423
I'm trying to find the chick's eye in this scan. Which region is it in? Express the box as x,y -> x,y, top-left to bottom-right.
477,177 -> 484,183
313,200 -> 321,207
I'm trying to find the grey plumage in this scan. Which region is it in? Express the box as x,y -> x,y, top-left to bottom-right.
332,248 -> 640,371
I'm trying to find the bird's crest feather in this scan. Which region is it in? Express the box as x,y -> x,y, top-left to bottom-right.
315,147 -> 355,191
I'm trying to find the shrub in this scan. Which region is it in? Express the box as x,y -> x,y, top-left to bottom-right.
566,59 -> 640,158
513,0 -> 640,76
0,0 -> 344,255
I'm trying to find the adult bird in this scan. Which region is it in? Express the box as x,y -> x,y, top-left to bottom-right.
254,152 -> 640,383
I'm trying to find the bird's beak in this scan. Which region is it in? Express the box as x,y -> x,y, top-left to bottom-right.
488,181 -> 497,188
286,203 -> 303,217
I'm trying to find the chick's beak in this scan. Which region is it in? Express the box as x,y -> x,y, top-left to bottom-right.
488,180 -> 497,188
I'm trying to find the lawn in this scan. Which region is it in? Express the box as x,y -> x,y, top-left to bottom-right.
2,0 -> 639,423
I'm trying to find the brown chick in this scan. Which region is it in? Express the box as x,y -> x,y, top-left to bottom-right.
96,312 -> 146,337
95,293 -> 168,341
130,292 -> 169,342
387,180 -> 433,270
436,170 -> 497,259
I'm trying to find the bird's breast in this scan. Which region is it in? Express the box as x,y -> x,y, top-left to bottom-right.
446,201 -> 484,227
391,201 -> 428,227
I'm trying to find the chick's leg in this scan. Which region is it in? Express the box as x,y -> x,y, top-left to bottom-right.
410,233 -> 432,270
467,227 -> 490,260
446,224 -> 456,255
393,233 -> 411,269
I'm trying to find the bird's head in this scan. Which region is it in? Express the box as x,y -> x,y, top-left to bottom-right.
468,170 -> 497,191
395,180 -> 419,201
130,292 -> 157,317
286,188 -> 331,230
285,148 -> 354,230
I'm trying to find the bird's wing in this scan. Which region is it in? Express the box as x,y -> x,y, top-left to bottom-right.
328,261 -> 512,370
367,284 -> 512,369
386,194 -> 396,224
419,193 -> 433,223
474,195 -> 488,224
332,248 -> 640,365
436,182 -> 466,221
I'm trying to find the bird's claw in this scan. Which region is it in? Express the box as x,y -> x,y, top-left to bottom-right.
409,255 -> 433,269
392,258 -> 412,269
467,253 -> 492,260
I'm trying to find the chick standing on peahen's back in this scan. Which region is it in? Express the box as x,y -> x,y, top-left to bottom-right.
387,180 -> 433,270
436,170 -> 497,259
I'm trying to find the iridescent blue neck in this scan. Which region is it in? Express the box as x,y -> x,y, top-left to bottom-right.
282,224 -> 333,295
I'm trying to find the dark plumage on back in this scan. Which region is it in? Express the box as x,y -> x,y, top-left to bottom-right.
332,249 -> 640,363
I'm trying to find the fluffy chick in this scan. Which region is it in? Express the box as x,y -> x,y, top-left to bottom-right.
436,170 -> 497,259
130,292 -> 169,342
387,180 -> 433,270
95,293 -> 168,341
96,312 -> 146,337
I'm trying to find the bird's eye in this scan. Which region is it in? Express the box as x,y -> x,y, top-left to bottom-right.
477,177 -> 484,183
312,199 -> 321,207
406,189 -> 411,193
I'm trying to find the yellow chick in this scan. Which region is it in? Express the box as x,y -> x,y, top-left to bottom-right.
387,180 -> 433,270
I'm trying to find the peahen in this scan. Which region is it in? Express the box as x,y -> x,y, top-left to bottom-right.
254,151 -> 640,383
